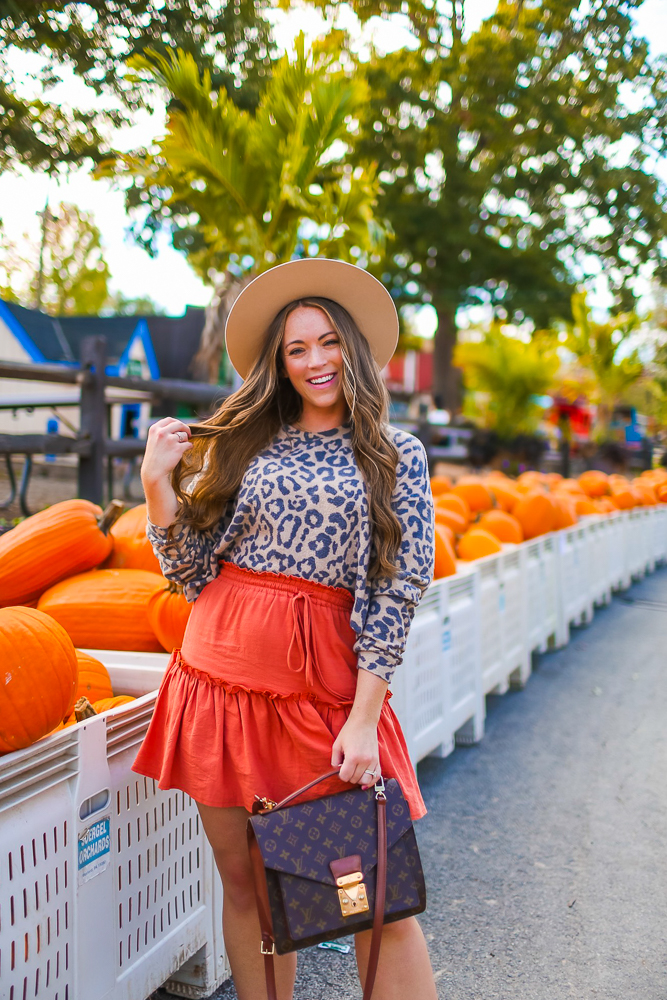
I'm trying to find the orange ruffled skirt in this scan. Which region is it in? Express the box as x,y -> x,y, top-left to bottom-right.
132,561 -> 426,820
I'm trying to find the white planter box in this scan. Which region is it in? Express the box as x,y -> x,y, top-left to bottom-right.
0,663 -> 230,1000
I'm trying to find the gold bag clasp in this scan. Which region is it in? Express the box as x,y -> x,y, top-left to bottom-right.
336,871 -> 370,917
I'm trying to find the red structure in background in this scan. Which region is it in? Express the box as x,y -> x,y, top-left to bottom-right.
548,397 -> 593,439
383,350 -> 433,394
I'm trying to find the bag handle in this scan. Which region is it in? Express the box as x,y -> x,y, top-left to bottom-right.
247,769 -> 388,1000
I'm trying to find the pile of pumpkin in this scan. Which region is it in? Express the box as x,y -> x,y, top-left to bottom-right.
431,466 -> 667,579
0,498 -> 190,756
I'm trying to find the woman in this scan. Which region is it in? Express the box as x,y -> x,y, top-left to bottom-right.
133,258 -> 437,1000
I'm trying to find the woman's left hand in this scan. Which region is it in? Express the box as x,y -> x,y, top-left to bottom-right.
331,716 -> 380,788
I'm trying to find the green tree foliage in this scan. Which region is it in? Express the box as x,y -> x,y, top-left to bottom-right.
0,203 -> 110,315
105,36 -> 387,379
561,292 -> 644,439
0,0 -> 275,173
348,0 -> 667,407
454,324 -> 559,439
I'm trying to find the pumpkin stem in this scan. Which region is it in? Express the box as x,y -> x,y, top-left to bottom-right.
166,581 -> 184,595
98,500 -> 125,535
74,696 -> 98,721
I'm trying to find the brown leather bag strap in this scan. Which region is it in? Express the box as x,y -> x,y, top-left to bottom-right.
363,790 -> 387,1000
269,767 -> 341,811
250,779 -> 388,1000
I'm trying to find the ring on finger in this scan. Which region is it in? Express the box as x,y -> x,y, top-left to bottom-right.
176,431 -> 185,443
363,768 -> 377,777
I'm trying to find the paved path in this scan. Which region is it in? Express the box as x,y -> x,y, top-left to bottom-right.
164,568 -> 667,1000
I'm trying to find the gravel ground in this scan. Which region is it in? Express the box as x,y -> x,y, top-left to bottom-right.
156,568 -> 667,1000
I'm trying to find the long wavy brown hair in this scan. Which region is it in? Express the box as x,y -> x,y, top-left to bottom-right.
172,297 -> 402,579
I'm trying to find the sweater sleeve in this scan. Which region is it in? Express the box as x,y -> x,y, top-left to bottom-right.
353,433 -> 435,683
146,496 -> 237,603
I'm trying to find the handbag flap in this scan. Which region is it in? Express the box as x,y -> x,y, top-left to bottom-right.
249,778 -> 413,886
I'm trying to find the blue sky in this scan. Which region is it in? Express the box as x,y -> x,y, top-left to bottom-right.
0,0 -> 664,321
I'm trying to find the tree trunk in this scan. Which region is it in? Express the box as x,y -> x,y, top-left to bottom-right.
432,304 -> 462,414
190,271 -> 252,383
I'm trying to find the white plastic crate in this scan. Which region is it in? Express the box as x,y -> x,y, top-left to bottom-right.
475,553 -> 505,695
652,505 -> 667,565
607,511 -> 631,591
585,516 -> 612,608
391,580 -> 448,765
523,533 -> 559,653
556,523 -> 594,646
0,667 -> 230,1000
472,546 -> 528,696
442,565 -> 484,745
499,546 -> 530,688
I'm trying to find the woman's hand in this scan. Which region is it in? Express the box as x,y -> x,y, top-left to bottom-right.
141,417 -> 193,528
331,716 -> 380,788
333,668 -> 388,786
142,417 -> 193,485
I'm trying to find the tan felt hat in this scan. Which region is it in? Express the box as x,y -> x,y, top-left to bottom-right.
224,258 -> 399,379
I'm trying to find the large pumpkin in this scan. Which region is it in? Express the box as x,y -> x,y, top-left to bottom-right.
433,524 -> 457,578
429,475 -> 452,497
147,582 -> 192,652
457,528 -> 503,561
477,510 -> 524,544
451,477 -> 493,513
0,499 -> 124,608
93,696 -> 136,714
487,480 -> 521,513
106,503 -> 163,574
38,569 -> 165,652
513,492 -> 556,540
435,492 -> 471,522
578,470 -> 610,498
74,650 -> 113,706
434,506 -> 467,536
0,607 -> 78,754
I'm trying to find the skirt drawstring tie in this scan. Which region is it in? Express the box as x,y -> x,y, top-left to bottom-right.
287,591 -> 351,700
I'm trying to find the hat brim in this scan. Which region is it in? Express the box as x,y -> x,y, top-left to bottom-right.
224,258 -> 399,379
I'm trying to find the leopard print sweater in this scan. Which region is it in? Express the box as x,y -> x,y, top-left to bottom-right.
147,421 -> 435,682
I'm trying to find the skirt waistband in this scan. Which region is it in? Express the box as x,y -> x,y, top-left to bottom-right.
217,560 -> 354,610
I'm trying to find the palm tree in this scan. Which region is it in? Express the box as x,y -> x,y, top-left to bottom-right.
109,35 -> 387,381
563,293 -> 644,440
454,323 -> 560,441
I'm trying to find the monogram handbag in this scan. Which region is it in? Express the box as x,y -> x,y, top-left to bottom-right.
247,768 -> 427,1000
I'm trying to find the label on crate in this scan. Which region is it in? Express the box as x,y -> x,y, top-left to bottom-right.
442,617 -> 451,652
78,816 -> 111,883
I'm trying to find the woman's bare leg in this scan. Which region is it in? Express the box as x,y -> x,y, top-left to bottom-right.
197,802 -> 297,1000
355,916 -> 437,1000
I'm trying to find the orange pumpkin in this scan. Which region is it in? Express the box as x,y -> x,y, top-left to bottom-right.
451,477 -> 493,513
610,486 -> 635,510
106,503 -> 163,574
0,607 -> 78,754
552,495 -> 578,529
430,475 -> 452,496
595,498 -> 617,514
74,651 -> 113,707
487,481 -> 521,513
633,483 -> 657,506
575,498 -> 599,516
92,696 -> 136,713
513,492 -> 556,540
477,510 -> 524,544
38,569 -> 165,652
517,470 -> 548,489
435,492 -> 471,522
147,582 -> 192,652
435,507 -> 467,536
434,524 -> 457,578
578,470 -> 610,498
0,499 -> 123,608
656,483 -> 667,503
457,528 -> 503,560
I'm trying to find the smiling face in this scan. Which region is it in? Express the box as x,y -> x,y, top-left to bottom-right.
280,305 -> 348,428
